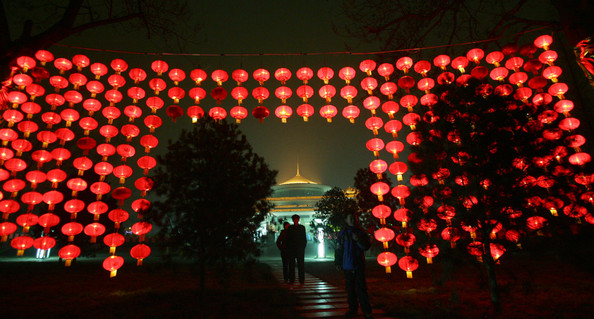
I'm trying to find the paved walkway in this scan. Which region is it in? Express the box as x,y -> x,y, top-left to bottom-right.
267,261 -> 395,318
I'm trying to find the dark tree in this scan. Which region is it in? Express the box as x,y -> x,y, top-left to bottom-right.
149,117 -> 277,294
312,187 -> 359,248
339,0 -> 594,51
0,0 -> 193,78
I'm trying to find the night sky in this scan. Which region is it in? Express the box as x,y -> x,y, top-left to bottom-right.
42,0 -> 386,189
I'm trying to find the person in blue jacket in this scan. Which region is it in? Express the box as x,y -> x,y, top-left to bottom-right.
335,212 -> 373,318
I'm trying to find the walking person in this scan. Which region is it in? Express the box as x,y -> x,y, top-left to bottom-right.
286,214 -> 307,284
335,212 -> 373,318
276,222 -> 291,283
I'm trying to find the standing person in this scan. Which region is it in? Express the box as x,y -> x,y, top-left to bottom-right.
335,212 -> 373,318
276,222 -> 291,283
286,214 -> 307,284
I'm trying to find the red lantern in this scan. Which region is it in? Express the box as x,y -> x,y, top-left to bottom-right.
296,67 -> 314,84
569,152 -> 591,166
380,82 -> 397,99
96,143 -> 116,161
363,96 -> 380,114
89,183 -> 110,202
46,169 -> 67,188
104,233 -> 125,254
124,105 -> 142,122
369,159 -> 387,179
94,162 -> 114,182
148,78 -> 166,95
542,66 -> 562,83
451,56 -> 469,73
168,68 -> 186,85
3,109 -> 24,127
365,116 -> 383,135
231,87 -> 249,104
342,105 -> 360,123
338,67 -> 356,84
360,77 -> 378,95
151,60 -> 169,76
146,96 -> 164,114
113,164 -> 133,184
377,63 -> 394,80
318,85 -> 336,102
144,115 -> 163,133
127,87 -> 146,103
370,181 -> 390,201
54,58 -> 73,74
21,102 -> 42,119
208,106 -> 227,122
359,59 -> 376,76
385,140 -> 404,159
0,199 -> 19,218
137,156 -> 157,175
232,69 -> 249,85
13,73 -> 33,88
110,59 -> 128,74
230,106 -> 248,123
25,84 -> 45,101
253,69 -> 270,85
396,57 -> 413,73
505,57 -> 524,72
131,221 -> 152,242
84,222 -> 106,243
16,56 -> 37,72
168,87 -> 186,104
73,156 -> 93,176
274,105 -> 293,123
166,105 -> 185,122
296,85 -> 314,102
252,87 -> 270,104
377,252 -> 397,273
34,236 -> 56,253
103,255 -> 124,277
292,104 -> 314,122
382,101 -> 399,119
275,86 -> 293,103
86,80 -> 105,98
131,198 -> 151,218
317,67 -> 334,84
38,212 -> 60,233
59,244 -> 81,266
130,244 -> 152,266
1,221 -> 17,241
534,34 -> 553,50
66,177 -> 88,197
11,235 -> 34,256
107,74 -> 126,89
372,204 -> 391,224
398,77 -> 416,94
35,50 -> 54,65
319,105 -> 338,123
24,171 -> 45,190
413,60 -> 431,77
135,177 -> 154,197
389,162 -> 408,182
17,214 -> 41,234
108,208 -> 129,230
374,227 -> 395,249
211,70 -> 228,86
366,138 -> 385,157
112,186 -> 132,206
140,134 -> 159,153
433,54 -> 451,70
82,98 -> 102,116
129,68 -> 147,83
274,68 -> 292,84
190,69 -> 207,85
187,106 -> 205,123
392,184 -> 410,206
90,62 -> 108,79
104,89 -> 123,106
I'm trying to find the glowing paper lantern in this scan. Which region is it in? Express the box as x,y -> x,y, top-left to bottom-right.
130,244 -> 151,266
296,67 -> 314,84
285,104 -> 310,123
188,106 -> 205,123
61,222 -> 83,242
372,204 -> 391,224
370,181 -> 390,202
274,105 -> 293,123
16,212 -> 38,232
338,67 -> 356,84
319,105 -> 338,123
104,233 -> 125,254
131,221 -> 153,241
84,222 -> 106,243
377,252 -> 397,273
38,213 -> 60,233
108,208 -> 129,230
59,244 -> 81,266
398,256 -> 419,278
342,105 -> 360,123
317,67 -> 334,84
374,227 -> 395,249
274,68 -> 292,84
232,69 -> 249,85
253,69 -> 270,85
103,255 -> 124,277
11,236 -> 34,256
0,222 -> 17,241
419,244 -> 439,264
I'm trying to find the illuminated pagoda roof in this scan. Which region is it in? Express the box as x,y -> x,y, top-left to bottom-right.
278,164 -> 318,185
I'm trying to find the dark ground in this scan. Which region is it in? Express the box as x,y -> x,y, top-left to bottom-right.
1,233 -> 594,319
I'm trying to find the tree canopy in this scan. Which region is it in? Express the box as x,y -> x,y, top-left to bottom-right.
149,117 -> 277,288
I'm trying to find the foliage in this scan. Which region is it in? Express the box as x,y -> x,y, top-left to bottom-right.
0,0 -> 194,78
312,187 -> 359,246
149,117 -> 277,268
338,0 -> 594,50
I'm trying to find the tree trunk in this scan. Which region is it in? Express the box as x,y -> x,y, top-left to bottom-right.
483,247 -> 502,316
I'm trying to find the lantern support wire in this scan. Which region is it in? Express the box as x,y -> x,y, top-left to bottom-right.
52,26 -> 552,57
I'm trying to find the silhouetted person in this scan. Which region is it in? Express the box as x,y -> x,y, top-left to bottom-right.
276,221 -> 291,283
335,212 -> 373,318
286,214 -> 307,284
